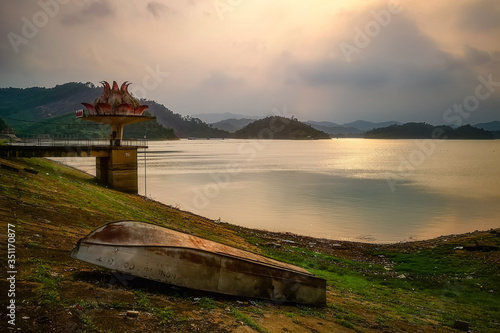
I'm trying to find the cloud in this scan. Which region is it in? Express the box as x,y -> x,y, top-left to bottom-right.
292,13 -> 458,90
464,45 -> 493,66
0,0 -> 499,124
200,71 -> 243,87
459,0 -> 500,32
276,7 -> 500,123
60,0 -> 115,26
146,1 -> 168,19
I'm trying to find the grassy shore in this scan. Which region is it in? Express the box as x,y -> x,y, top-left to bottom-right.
0,157 -> 499,332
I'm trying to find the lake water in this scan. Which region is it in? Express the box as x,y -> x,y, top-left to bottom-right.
54,139 -> 500,243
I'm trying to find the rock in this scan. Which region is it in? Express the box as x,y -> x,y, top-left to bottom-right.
24,168 -> 38,174
263,242 -> 281,248
1,163 -> 20,172
453,320 -> 469,331
126,310 -> 139,318
464,242 -> 499,252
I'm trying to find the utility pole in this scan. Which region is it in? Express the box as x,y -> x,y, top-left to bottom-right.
144,129 -> 147,197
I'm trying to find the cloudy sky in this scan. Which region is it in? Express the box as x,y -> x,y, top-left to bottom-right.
1,0 -> 499,124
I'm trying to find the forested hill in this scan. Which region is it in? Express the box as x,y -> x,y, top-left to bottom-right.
233,116 -> 331,139
0,82 -> 100,129
364,122 -> 495,139
146,101 -> 230,138
0,82 -> 229,139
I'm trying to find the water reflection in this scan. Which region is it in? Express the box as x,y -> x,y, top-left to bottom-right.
53,139 -> 500,243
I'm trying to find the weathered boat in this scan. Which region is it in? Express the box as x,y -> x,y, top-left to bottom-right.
71,221 -> 326,305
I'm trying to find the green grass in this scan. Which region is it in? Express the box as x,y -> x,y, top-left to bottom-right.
134,290 -> 151,309
285,311 -> 298,323
230,307 -> 270,333
154,306 -> 174,323
26,260 -> 62,306
377,248 -> 500,305
77,299 -> 99,310
198,297 -> 218,310
241,231 -> 500,332
79,314 -> 99,332
337,319 -> 355,329
298,306 -> 325,319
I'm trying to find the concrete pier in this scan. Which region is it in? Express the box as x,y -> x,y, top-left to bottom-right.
96,148 -> 139,193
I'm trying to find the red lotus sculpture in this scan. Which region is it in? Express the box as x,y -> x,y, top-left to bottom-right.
82,81 -> 148,116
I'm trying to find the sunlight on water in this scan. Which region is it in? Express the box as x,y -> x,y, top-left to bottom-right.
53,139 -> 500,243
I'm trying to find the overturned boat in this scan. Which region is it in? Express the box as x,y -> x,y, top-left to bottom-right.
71,221 -> 326,305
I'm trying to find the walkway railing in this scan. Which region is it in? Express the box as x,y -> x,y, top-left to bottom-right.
12,137 -> 148,147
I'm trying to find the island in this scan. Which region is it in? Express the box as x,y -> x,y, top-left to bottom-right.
364,122 -> 495,139
233,116 -> 331,140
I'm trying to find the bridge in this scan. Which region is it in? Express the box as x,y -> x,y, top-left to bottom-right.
0,138 -> 148,194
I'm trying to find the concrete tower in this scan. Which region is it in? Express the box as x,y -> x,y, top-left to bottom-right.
78,81 -> 154,193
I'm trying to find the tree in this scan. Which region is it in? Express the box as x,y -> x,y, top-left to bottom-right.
0,117 -> 9,132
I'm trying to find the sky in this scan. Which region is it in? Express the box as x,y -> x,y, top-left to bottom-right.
1,0 -> 499,124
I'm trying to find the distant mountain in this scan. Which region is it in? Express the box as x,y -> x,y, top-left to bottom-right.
210,118 -> 255,132
190,112 -> 261,123
146,101 -> 230,138
474,121 -> 500,132
306,121 -> 362,136
305,120 -> 399,137
365,122 -> 494,139
233,116 -> 330,140
0,82 -> 229,139
306,121 -> 340,128
343,120 -> 401,131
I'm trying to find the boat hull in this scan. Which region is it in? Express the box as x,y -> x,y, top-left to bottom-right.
71,221 -> 326,305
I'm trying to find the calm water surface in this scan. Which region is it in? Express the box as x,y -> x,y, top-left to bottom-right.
55,139 -> 500,243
